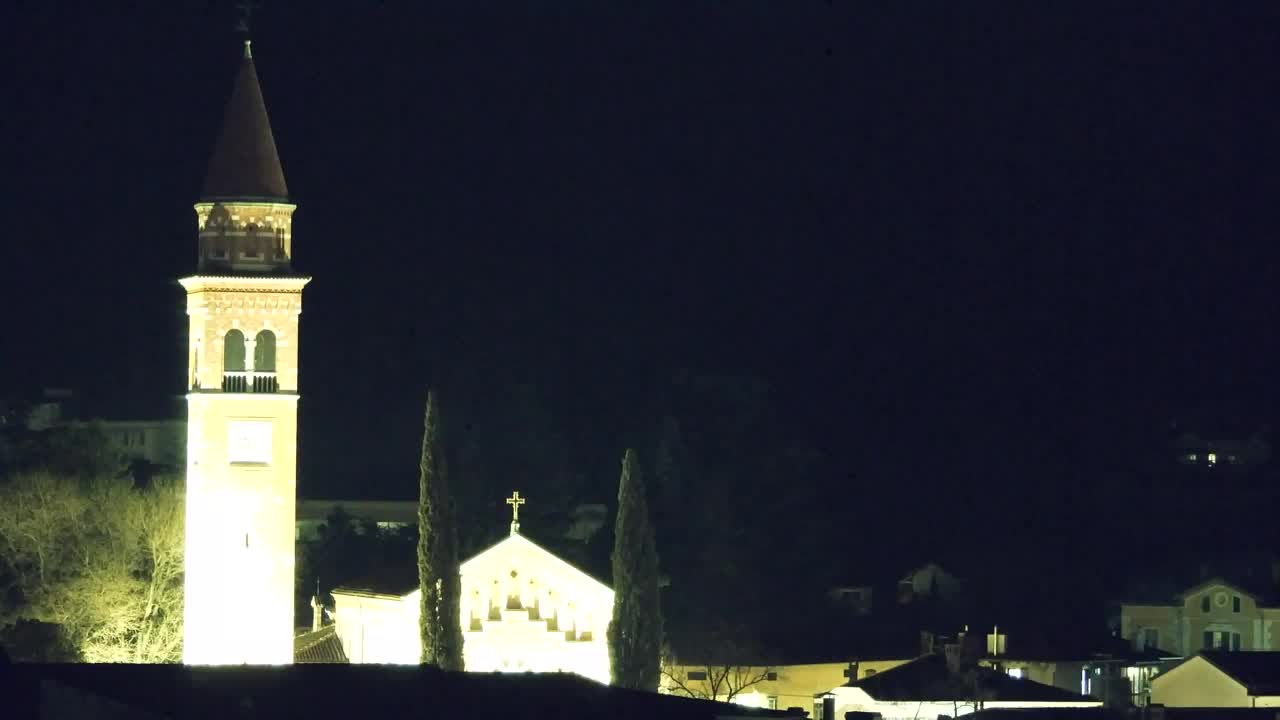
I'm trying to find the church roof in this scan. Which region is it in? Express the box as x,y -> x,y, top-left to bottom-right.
462,531 -> 613,595
201,41 -> 289,202
333,531 -> 612,599
293,625 -> 347,664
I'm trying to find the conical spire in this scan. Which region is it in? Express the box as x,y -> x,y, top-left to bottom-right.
201,40 -> 289,201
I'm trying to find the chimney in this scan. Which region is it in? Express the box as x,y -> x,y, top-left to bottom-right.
311,595 -> 323,632
920,630 -> 937,656
945,642 -> 963,675
820,694 -> 835,720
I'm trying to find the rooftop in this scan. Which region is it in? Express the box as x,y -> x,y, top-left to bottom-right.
1194,651 -> 1280,696
201,41 -> 289,202
16,664 -> 804,720
845,654 -> 1096,704
293,625 -> 347,664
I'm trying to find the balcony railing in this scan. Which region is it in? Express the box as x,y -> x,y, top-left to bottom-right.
222,371 -> 278,393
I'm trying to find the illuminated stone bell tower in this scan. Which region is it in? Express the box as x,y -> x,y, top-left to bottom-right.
181,39 -> 309,665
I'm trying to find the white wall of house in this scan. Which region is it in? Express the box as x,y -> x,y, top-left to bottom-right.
1150,656 -> 1249,707
826,686 -> 1101,719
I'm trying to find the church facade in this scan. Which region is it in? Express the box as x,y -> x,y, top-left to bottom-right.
331,505 -> 614,684
182,40 -> 309,665
180,42 -> 612,679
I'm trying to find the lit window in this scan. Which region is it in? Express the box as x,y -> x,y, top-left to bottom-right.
766,696 -> 778,710
1207,452 -> 1217,466
1008,668 -> 1023,679
1186,453 -> 1198,463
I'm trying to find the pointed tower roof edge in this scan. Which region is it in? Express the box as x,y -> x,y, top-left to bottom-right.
200,40 -> 289,202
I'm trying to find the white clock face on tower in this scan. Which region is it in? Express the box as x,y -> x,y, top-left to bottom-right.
227,420 -> 273,464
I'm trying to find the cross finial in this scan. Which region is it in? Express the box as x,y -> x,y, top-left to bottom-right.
506,491 -> 526,535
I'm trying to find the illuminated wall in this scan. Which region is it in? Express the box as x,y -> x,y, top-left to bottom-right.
826,685 -> 1101,719
1119,580 -> 1280,655
332,532 -> 614,683
663,660 -> 913,709
182,274 -> 309,665
1149,654 -> 1280,707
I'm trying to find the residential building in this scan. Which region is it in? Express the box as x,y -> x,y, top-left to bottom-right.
818,654 -> 1101,720
101,419 -> 185,469
662,659 -> 914,711
1169,427 -> 1271,471
827,562 -> 967,616
1150,651 -> 1280,708
295,499 -> 417,541
1119,579 -> 1280,655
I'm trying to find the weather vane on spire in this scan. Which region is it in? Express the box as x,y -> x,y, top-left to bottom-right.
234,0 -> 261,57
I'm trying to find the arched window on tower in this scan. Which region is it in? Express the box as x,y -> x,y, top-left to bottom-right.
223,330 -> 246,392
253,330 -> 278,393
191,339 -> 201,390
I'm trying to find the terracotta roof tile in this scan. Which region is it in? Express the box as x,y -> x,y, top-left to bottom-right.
294,625 -> 347,664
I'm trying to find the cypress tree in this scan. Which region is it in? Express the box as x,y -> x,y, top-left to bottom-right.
607,448 -> 663,690
417,390 -> 465,669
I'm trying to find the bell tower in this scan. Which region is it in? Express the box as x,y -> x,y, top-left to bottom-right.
181,39 -> 309,665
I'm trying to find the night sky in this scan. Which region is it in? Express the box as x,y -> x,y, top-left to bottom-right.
5,2 -> 1280,599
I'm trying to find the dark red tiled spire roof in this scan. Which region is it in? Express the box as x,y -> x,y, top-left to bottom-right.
201,41 -> 289,201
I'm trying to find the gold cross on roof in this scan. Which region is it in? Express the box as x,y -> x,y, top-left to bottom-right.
506,491 -> 526,525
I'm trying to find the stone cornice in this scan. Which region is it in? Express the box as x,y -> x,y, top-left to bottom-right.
179,275 -> 311,293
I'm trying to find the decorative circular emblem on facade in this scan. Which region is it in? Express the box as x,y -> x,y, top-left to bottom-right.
1215,592 -> 1228,607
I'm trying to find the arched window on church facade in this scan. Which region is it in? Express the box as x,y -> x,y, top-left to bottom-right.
223,330 -> 246,392
253,330 -> 278,393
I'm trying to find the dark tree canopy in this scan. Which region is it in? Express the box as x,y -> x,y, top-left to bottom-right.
417,390 -> 464,670
607,448 -> 663,690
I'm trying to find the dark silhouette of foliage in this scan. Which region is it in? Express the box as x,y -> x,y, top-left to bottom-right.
417,391 -> 464,670
608,448 -> 663,690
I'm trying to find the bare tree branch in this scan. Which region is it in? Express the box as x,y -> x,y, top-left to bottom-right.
0,473 -> 184,662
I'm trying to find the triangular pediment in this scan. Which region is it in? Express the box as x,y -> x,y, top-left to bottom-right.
461,532 -> 612,597
1177,578 -> 1258,602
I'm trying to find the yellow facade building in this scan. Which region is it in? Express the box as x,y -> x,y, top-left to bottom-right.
182,40 -> 309,665
1119,578 -> 1280,656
